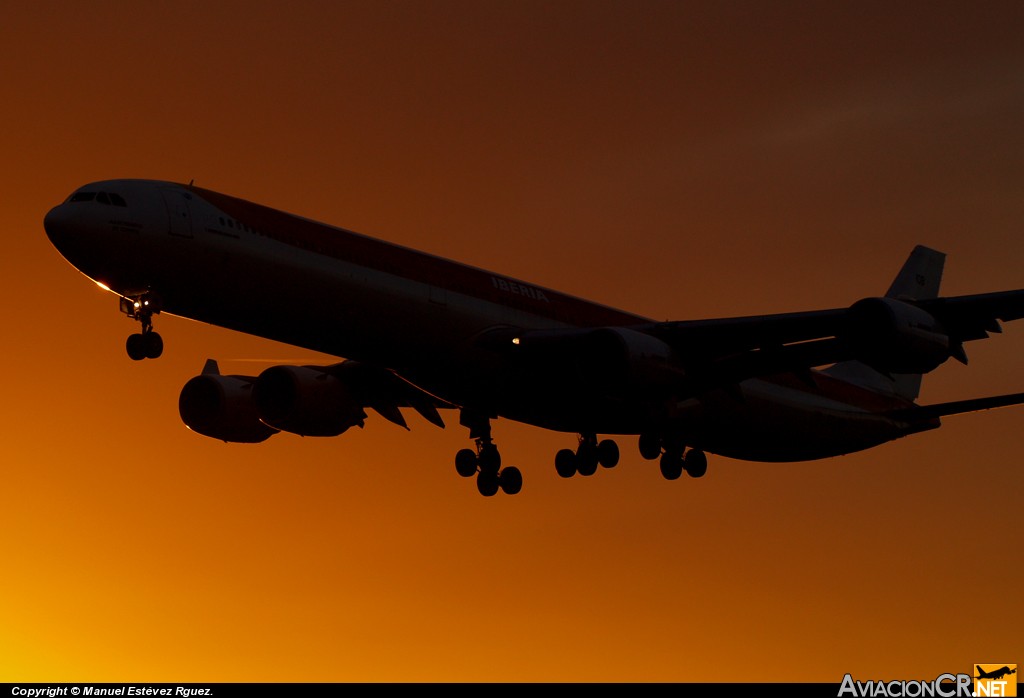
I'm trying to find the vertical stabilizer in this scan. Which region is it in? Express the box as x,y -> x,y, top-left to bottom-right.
885,245 -> 945,301
826,246 -> 946,401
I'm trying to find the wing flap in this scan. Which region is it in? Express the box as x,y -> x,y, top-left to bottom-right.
919,290 -> 1024,342
328,361 -> 453,429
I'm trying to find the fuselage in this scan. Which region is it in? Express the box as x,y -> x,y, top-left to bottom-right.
44,179 -> 933,462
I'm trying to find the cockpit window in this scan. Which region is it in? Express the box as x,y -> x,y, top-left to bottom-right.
67,190 -> 128,206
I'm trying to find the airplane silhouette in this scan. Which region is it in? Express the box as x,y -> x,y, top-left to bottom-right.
44,180 -> 1024,496
977,666 -> 1017,681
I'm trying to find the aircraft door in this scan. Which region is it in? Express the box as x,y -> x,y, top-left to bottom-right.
161,188 -> 194,238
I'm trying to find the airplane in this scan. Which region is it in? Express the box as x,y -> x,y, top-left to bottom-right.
976,666 -> 1017,681
43,179 -> 1024,496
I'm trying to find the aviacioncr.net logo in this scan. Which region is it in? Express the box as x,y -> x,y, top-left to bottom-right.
838,673 -> 973,697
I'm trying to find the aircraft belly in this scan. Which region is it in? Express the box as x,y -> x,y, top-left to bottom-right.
691,380 -> 906,462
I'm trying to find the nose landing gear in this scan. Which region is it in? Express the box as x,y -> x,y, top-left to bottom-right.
121,294 -> 163,360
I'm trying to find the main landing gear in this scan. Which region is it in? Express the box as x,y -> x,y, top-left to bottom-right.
454,411 -> 522,497
554,433 -> 619,478
121,293 -> 163,361
638,433 -> 709,480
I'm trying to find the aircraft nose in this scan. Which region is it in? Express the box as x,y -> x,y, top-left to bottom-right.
44,201 -> 95,265
43,203 -> 73,249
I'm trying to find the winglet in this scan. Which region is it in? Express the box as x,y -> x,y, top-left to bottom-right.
202,358 -> 220,375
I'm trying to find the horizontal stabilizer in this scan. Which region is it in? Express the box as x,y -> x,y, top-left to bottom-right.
890,392 -> 1024,421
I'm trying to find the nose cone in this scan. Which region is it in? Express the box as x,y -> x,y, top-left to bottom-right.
43,201 -> 99,275
44,203 -> 75,254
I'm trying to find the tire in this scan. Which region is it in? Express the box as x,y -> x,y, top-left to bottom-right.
555,449 -> 577,478
576,444 -> 598,477
638,433 -> 661,460
455,449 -> 478,478
126,333 -> 146,361
478,444 -> 501,472
660,452 -> 683,480
684,450 -> 708,478
499,467 -> 523,495
597,439 -> 619,468
143,332 -> 163,359
477,471 -> 499,497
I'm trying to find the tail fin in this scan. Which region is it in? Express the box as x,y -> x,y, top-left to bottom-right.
825,246 -> 946,401
885,245 -> 945,301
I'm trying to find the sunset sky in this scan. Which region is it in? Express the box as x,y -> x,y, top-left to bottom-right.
2,1 -> 1022,682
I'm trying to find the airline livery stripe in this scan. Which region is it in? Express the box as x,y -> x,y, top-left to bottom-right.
189,185 -> 646,329
763,372 -> 916,412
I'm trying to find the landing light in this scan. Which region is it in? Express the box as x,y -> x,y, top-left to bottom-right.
134,301 -> 141,309
512,337 -> 521,345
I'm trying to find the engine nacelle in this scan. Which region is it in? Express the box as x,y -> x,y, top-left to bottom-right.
578,327 -> 684,392
178,374 -> 278,443
844,297 -> 950,374
254,365 -> 367,436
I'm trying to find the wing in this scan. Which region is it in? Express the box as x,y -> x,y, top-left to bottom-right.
649,288 -> 1024,378
918,289 -> 1024,344
330,360 -> 451,429
485,289 -> 1024,397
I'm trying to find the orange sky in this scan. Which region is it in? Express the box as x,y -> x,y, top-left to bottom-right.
2,1 -> 1022,682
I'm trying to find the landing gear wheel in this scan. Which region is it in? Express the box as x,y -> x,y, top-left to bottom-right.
597,439 -> 619,468
660,451 -> 683,480
477,471 -> 500,497
499,467 -> 523,495
639,433 -> 662,460
479,444 -> 501,471
143,331 -> 163,359
459,410 -> 521,496
555,449 -> 577,478
126,333 -> 146,361
684,450 -> 708,478
455,449 -> 478,478
576,443 -> 599,477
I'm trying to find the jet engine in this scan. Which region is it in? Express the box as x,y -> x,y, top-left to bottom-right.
844,297 -> 951,374
178,373 -> 278,443
254,365 -> 367,436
